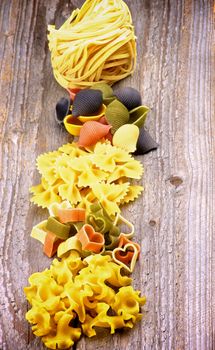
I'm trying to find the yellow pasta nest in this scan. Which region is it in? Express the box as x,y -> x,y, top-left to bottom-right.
48,0 -> 136,89
24,252 -> 146,349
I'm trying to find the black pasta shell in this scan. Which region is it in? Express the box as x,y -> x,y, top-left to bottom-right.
114,87 -> 142,111
134,128 -> 158,155
72,89 -> 103,117
55,97 -> 71,124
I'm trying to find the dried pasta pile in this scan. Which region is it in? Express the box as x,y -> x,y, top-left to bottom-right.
24,1 -> 148,348
48,0 -> 136,89
24,253 -> 145,349
26,140 -> 146,349
30,141 -> 143,217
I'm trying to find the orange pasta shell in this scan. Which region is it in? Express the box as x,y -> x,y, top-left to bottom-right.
78,121 -> 111,147
67,88 -> 81,101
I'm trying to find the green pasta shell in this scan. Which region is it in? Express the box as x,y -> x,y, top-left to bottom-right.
103,96 -> 116,106
46,216 -> 71,240
91,83 -> 113,99
105,100 -> 130,134
129,105 -> 150,128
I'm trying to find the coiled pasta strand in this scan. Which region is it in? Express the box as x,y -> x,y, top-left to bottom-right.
48,0 -> 136,89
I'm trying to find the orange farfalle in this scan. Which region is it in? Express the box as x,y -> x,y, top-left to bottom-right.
43,231 -> 64,258
76,224 -> 104,253
78,121 -> 111,147
58,208 -> 86,223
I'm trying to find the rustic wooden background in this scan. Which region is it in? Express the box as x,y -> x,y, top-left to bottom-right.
0,0 -> 214,349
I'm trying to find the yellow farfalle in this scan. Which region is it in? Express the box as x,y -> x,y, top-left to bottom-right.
107,160 -> 143,183
36,151 -> 60,185
120,185 -> 144,204
30,141 -> 143,212
69,157 -> 107,188
91,182 -> 129,216
30,186 -> 62,209
58,142 -> 87,157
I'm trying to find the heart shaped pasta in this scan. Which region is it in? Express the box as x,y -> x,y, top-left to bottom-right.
58,208 -> 86,223
112,243 -> 138,273
114,214 -> 134,239
57,236 -> 82,258
76,224 -> 104,253
118,235 -> 140,257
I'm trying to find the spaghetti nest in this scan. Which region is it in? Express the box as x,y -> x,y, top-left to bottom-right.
48,0 -> 136,90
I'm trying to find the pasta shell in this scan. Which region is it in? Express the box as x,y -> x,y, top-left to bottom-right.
72,89 -> 103,117
64,115 -> 83,136
104,131 -> 113,143
114,87 -> 142,111
78,121 -> 111,147
67,88 -> 81,101
129,105 -> 150,128
77,104 -> 106,123
90,83 -> 113,99
103,96 -> 116,106
76,224 -> 104,253
112,124 -> 139,153
98,116 -> 109,125
55,97 -> 71,124
105,100 -> 129,134
134,128 -> 158,155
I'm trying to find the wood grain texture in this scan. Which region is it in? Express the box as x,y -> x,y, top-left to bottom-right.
0,0 -> 214,349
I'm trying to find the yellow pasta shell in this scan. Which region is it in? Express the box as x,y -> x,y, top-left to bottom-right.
112,124 -> 139,153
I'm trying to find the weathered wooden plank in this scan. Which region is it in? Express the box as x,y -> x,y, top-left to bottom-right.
0,0 -> 214,349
